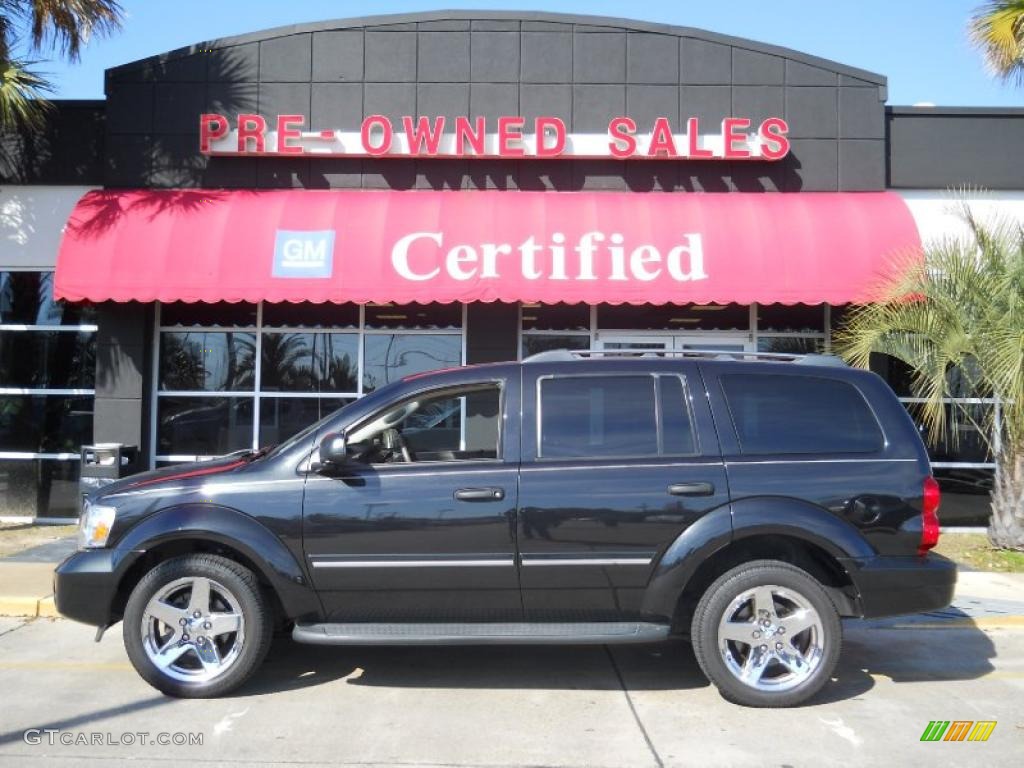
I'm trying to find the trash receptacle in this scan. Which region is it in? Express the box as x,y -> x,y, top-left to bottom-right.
80,443 -> 139,501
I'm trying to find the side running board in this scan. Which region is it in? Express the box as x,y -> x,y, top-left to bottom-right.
292,621 -> 670,646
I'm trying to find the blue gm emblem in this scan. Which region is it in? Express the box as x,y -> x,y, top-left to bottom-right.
272,230 -> 336,278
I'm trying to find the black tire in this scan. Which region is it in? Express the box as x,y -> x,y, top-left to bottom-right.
691,559 -> 841,708
123,554 -> 273,698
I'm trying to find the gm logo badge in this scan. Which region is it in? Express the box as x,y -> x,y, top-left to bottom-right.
273,230 -> 335,278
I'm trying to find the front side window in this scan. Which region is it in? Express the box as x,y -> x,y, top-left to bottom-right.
347,383 -> 502,464
721,374 -> 884,455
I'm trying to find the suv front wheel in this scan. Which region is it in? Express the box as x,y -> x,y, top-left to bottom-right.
691,560 -> 841,707
123,554 -> 273,698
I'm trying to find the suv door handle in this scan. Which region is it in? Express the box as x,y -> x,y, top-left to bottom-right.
667,482 -> 715,497
454,487 -> 505,502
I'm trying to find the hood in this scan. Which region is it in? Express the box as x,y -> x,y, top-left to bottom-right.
92,453 -> 253,501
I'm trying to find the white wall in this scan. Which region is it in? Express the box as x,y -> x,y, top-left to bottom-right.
897,189 -> 1024,249
0,186 -> 94,269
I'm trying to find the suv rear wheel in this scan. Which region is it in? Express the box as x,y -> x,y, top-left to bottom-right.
123,554 -> 272,698
691,560 -> 841,707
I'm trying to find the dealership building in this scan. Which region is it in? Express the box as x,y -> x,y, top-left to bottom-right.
0,10 -> 1020,523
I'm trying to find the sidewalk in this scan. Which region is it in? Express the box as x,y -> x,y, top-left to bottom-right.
1,537 -> 1022,624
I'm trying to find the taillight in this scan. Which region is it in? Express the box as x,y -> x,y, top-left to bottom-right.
919,475 -> 941,556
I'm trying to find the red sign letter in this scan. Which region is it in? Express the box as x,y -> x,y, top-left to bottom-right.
686,117 -> 713,159
454,116 -> 485,156
647,117 -> 677,157
361,115 -> 393,156
608,117 -> 637,158
236,114 -> 267,154
403,116 -> 446,156
758,117 -> 790,160
535,116 -> 566,157
199,114 -> 229,154
722,117 -> 751,159
498,116 -> 526,157
276,114 -> 304,155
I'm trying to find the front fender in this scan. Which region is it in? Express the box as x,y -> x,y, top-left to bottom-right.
112,504 -> 323,621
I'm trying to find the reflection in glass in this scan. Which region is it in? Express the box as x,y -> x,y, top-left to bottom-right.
0,331 -> 96,388
757,337 -> 824,355
905,402 -> 993,464
260,333 -> 358,393
159,332 -> 256,392
0,396 -> 93,452
521,334 -> 590,358
157,396 -> 254,456
933,467 -> 993,526
160,302 -> 257,327
259,397 -> 352,446
262,302 -> 359,329
0,459 -> 82,518
757,304 -> 825,333
521,303 -> 590,331
364,303 -> 462,330
541,376 -> 658,458
363,334 -> 461,392
0,272 -> 95,325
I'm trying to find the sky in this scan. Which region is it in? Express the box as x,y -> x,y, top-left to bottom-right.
32,0 -> 1022,107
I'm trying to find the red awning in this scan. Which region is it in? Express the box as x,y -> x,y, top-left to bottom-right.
55,189 -> 921,305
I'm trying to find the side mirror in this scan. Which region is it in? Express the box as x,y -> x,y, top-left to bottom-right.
319,431 -> 349,465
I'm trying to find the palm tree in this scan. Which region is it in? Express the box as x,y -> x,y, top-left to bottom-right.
970,1 -> 1024,82
0,1 -> 122,129
834,209 -> 1024,550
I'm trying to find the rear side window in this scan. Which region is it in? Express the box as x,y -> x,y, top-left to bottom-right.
721,374 -> 883,455
539,374 -> 697,458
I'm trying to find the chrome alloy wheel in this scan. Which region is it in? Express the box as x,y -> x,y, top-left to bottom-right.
717,584 -> 824,692
141,576 -> 245,684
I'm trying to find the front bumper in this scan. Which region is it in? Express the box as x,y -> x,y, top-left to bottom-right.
842,553 -> 957,619
53,549 -> 135,627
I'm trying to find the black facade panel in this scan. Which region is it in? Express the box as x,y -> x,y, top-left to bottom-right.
520,84 -> 571,126
466,302 -> 518,364
520,31 -> 573,83
785,60 -> 838,87
208,43 -> 260,82
839,87 -> 885,139
470,83 -> 519,130
839,139 -> 886,191
471,32 -> 520,82
418,31 -> 470,82
259,35 -> 313,82
887,108 -> 1024,189
732,86 -> 784,128
788,138 -> 839,191
785,87 -> 838,139
364,31 -> 417,81
364,82 -> 416,125
0,101 -> 105,185
573,32 -> 627,83
680,85 -> 732,128
416,83 -> 470,122
627,84 -> 680,130
312,30 -> 364,82
573,84 -> 626,132
679,38 -> 731,85
311,82 -> 363,130
732,48 -> 784,85
627,33 -> 679,84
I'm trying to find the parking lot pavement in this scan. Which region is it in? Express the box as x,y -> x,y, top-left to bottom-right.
0,617 -> 1021,768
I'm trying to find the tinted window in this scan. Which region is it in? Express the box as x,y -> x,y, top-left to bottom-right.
721,374 -> 883,455
659,376 -> 697,454
540,376 -> 657,458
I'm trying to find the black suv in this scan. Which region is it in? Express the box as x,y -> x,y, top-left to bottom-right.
55,350 -> 955,707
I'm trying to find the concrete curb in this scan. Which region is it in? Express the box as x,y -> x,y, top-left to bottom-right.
0,594 -> 56,618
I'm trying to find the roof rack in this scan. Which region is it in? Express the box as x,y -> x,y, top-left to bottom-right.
522,348 -> 848,367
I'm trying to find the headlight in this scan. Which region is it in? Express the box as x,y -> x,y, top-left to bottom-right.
77,501 -> 116,549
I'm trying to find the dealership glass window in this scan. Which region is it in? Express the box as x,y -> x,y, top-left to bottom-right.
154,302 -> 464,463
520,303 -> 592,358
0,270 -> 96,519
598,303 -> 750,331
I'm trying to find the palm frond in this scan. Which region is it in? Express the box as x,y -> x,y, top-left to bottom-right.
969,0 -> 1024,82
0,56 -> 50,128
25,0 -> 123,60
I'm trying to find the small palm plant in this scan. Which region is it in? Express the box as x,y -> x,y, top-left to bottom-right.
834,209 -> 1024,550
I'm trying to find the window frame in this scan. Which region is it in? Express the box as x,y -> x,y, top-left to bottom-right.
719,372 -> 887,457
535,371 -> 699,461
342,379 -> 507,467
